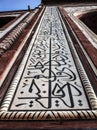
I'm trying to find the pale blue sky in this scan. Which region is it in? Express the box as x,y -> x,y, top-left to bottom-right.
0,0 -> 41,12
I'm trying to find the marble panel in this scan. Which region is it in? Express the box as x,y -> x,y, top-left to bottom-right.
0,7 -> 97,120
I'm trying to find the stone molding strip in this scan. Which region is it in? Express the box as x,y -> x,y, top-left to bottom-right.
68,7 -> 97,49
0,12 -> 29,39
0,9 -> 40,56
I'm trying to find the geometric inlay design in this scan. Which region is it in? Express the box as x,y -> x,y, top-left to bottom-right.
0,7 -> 97,120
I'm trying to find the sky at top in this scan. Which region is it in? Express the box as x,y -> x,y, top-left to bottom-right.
0,0 -> 41,12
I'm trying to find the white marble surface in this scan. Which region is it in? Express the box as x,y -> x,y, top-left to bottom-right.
9,7 -> 89,111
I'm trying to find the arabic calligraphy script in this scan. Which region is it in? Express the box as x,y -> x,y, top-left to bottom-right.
10,7 -> 89,111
